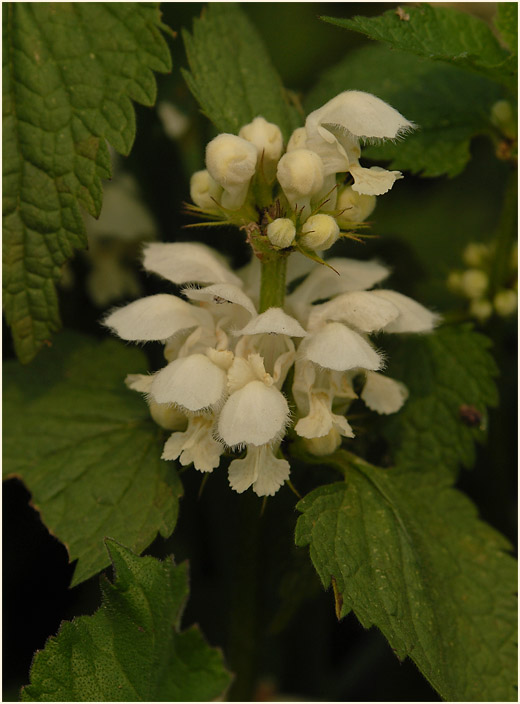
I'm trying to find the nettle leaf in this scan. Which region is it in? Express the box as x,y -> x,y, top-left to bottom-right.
182,3 -> 301,140
3,332 -> 182,586
22,541 -> 232,702
381,325 -> 498,477
305,44 -> 503,178
495,3 -> 518,54
323,4 -> 515,89
295,452 -> 517,702
3,3 -> 171,363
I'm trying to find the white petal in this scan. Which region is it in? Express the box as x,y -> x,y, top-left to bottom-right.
289,258 -> 390,308
350,164 -> 403,196
227,354 -> 271,394
162,416 -> 223,471
218,381 -> 289,447
235,307 -> 307,337
149,402 -> 188,431
143,242 -> 242,286
151,354 -> 227,411
308,291 -> 400,333
228,445 -> 290,496
372,290 -> 439,332
361,371 -> 409,415
307,90 -> 414,141
125,373 -> 153,393
301,322 -> 382,372
104,294 -> 205,342
183,283 -> 257,317
295,392 -> 354,439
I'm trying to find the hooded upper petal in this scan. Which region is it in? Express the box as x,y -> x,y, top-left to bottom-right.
300,322 -> 382,372
373,290 -> 439,332
307,290 -> 400,333
235,307 -> 307,337
104,294 -> 210,342
143,242 -> 242,286
150,353 -> 227,411
183,283 -> 257,317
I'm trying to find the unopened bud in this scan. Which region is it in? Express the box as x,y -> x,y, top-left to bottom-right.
300,213 -> 340,251
462,242 -> 489,268
491,100 -> 516,139
494,289 -> 517,317
149,401 -> 188,431
277,149 -> 324,219
461,269 -> 488,299
239,116 -> 283,182
336,185 -> 376,225
286,127 -> 308,151
303,428 -> 341,456
190,170 -> 223,211
266,218 -> 296,248
469,298 -> 493,322
206,133 -> 257,210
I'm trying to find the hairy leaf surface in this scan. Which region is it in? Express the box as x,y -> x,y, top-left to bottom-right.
295,452 -> 517,702
22,541 -> 232,701
3,332 -> 181,586
3,3 -> 171,362
182,3 -> 300,139
305,45 -> 503,177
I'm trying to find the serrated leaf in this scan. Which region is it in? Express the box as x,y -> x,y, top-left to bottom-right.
3,332 -> 182,586
495,3 -> 518,54
295,451 -> 517,702
305,44 -> 503,178
22,541 -> 232,701
381,325 -> 498,476
182,3 -> 300,139
3,3 -> 172,363
323,4 -> 515,89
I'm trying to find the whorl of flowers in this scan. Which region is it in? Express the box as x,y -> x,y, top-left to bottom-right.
104,91 -> 437,497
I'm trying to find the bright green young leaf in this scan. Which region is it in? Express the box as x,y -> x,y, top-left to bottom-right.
380,325 -> 498,477
3,3 -> 171,363
3,332 -> 182,586
295,451 -> 517,702
182,3 -> 301,139
323,4 -> 515,89
495,3 -> 518,54
305,45 -> 503,177
22,541 -> 232,701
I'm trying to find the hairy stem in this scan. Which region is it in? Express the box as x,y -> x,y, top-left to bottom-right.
259,254 -> 288,312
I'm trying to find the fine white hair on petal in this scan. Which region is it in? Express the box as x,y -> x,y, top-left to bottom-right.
372,290 -> 440,333
350,164 -> 403,196
307,291 -> 400,333
235,307 -> 307,337
306,90 -> 415,141
182,283 -> 257,317
143,242 -> 242,286
301,322 -> 383,372
228,445 -> 290,496
218,381 -> 289,447
361,371 -> 409,415
103,294 -> 205,342
150,353 -> 227,411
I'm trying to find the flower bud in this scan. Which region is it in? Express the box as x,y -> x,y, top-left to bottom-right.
336,185 -> 376,225
300,214 -> 340,251
239,116 -> 283,182
469,298 -> 493,322
462,242 -> 489,268
303,428 -> 342,456
277,149 -> 324,219
494,289 -> 517,317
205,133 -> 257,210
149,401 -> 188,431
286,126 -> 308,151
491,100 -> 516,138
190,169 -> 223,211
266,218 -> 296,248
461,269 -> 488,299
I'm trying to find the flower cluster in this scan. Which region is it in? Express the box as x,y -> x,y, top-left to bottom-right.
104,91 -> 437,497
447,241 -> 517,321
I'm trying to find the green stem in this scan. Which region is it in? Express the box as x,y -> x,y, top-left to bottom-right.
489,167 -> 517,296
259,255 -> 288,312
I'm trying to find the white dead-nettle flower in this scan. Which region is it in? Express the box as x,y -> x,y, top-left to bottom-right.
190,170 -> 223,212
300,213 -> 340,251
239,116 -> 283,182
276,148 -> 324,219
336,186 -> 376,226
205,133 -> 258,210
303,90 -> 414,196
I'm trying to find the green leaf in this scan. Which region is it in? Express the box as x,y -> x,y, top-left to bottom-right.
381,325 -> 498,476
182,3 -> 301,139
495,3 -> 518,54
3,332 -> 182,586
305,44 -> 503,178
323,4 -> 515,89
295,451 -> 517,702
22,541 -> 232,701
3,3 -> 171,363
